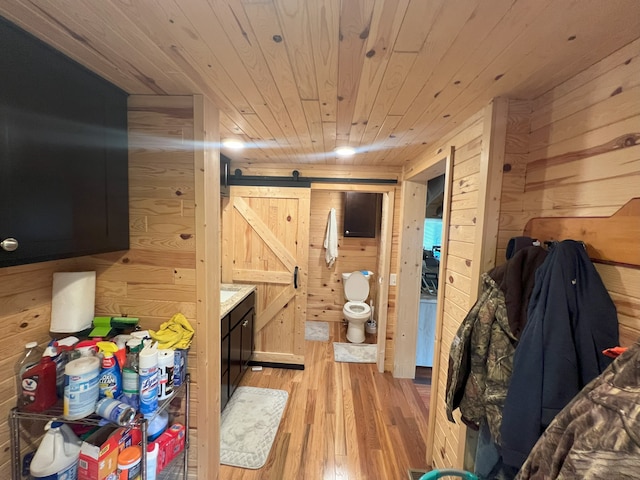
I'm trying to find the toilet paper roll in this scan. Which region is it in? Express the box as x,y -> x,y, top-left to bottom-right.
50,271 -> 96,334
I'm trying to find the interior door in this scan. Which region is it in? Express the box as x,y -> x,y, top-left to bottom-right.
222,186 -> 310,365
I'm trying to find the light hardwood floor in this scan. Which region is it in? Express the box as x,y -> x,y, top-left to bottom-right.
219,322 -> 431,479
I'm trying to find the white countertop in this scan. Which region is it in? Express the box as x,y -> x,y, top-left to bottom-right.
220,283 -> 256,318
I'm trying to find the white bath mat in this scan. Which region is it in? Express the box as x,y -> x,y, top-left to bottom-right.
220,386 -> 288,469
333,342 -> 377,363
305,321 -> 330,341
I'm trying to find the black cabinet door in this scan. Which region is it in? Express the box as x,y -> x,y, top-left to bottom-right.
343,192 -> 381,238
221,369 -> 230,411
0,17 -> 128,268
229,318 -> 242,398
240,309 -> 254,373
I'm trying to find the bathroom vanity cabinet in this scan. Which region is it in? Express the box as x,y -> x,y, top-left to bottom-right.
220,287 -> 255,410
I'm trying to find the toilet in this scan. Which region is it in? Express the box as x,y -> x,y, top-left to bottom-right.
342,271 -> 372,343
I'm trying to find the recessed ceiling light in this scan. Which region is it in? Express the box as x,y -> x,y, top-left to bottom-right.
222,138 -> 244,150
334,146 -> 356,157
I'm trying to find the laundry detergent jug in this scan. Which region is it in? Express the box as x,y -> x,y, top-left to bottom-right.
30,420 -> 82,479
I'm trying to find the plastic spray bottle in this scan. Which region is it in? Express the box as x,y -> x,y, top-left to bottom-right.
97,341 -> 122,399
121,338 -> 142,409
44,336 -> 78,399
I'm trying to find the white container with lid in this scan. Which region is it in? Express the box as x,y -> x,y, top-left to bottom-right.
63,356 -> 100,420
139,342 -> 159,416
157,349 -> 174,400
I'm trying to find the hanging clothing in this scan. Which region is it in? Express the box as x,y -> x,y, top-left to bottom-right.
324,208 -> 338,268
517,340 -> 640,479
445,247 -> 547,444
501,240 -> 619,469
445,272 -> 511,439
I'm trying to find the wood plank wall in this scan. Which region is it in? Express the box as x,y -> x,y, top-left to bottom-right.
403,108 -> 488,470
497,39 -> 640,347
307,190 -> 379,323
432,114 -> 485,470
0,96 -> 201,476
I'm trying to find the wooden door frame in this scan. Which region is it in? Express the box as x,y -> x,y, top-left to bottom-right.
311,183 -> 395,373
394,155 -> 450,378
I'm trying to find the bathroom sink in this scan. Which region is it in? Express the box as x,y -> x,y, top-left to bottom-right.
220,290 -> 237,303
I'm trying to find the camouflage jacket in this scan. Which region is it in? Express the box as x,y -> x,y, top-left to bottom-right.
445,272 -> 517,444
517,341 -> 640,479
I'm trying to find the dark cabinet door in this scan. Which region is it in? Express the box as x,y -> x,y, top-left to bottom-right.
240,309 -> 254,373
221,368 -> 230,411
221,314 -> 230,411
0,17 -> 128,268
229,319 -> 242,399
343,192 -> 381,238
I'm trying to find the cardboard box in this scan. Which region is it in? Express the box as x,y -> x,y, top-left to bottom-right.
156,423 -> 185,472
78,425 -> 141,480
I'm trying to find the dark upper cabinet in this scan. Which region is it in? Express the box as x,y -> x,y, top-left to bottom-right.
0,17 -> 129,268
343,192 -> 382,238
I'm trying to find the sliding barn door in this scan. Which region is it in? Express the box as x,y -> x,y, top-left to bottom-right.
222,186 -> 310,365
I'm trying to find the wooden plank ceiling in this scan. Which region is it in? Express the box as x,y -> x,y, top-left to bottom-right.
2,0 -> 639,166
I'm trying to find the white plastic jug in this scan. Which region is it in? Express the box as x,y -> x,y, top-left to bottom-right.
30,421 -> 82,479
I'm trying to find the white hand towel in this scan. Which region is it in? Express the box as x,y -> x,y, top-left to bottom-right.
324,208 -> 338,268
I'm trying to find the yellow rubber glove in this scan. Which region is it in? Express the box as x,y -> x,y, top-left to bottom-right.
149,313 -> 195,349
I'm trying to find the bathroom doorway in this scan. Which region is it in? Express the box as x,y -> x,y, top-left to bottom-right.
308,184 -> 395,373
413,174 -> 445,410
394,149 -> 453,380
417,174 -> 444,361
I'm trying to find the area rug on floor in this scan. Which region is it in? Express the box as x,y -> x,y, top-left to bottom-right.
220,386 -> 289,469
333,342 -> 377,363
305,320 -> 329,341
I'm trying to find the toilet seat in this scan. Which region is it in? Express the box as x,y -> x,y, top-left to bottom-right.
344,301 -> 371,318
344,271 -> 369,302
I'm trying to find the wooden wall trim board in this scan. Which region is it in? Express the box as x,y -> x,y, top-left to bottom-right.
192,94 -> 221,480
393,180 -> 428,378
376,188 -> 395,373
524,198 -> 640,269
469,97 -> 508,299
